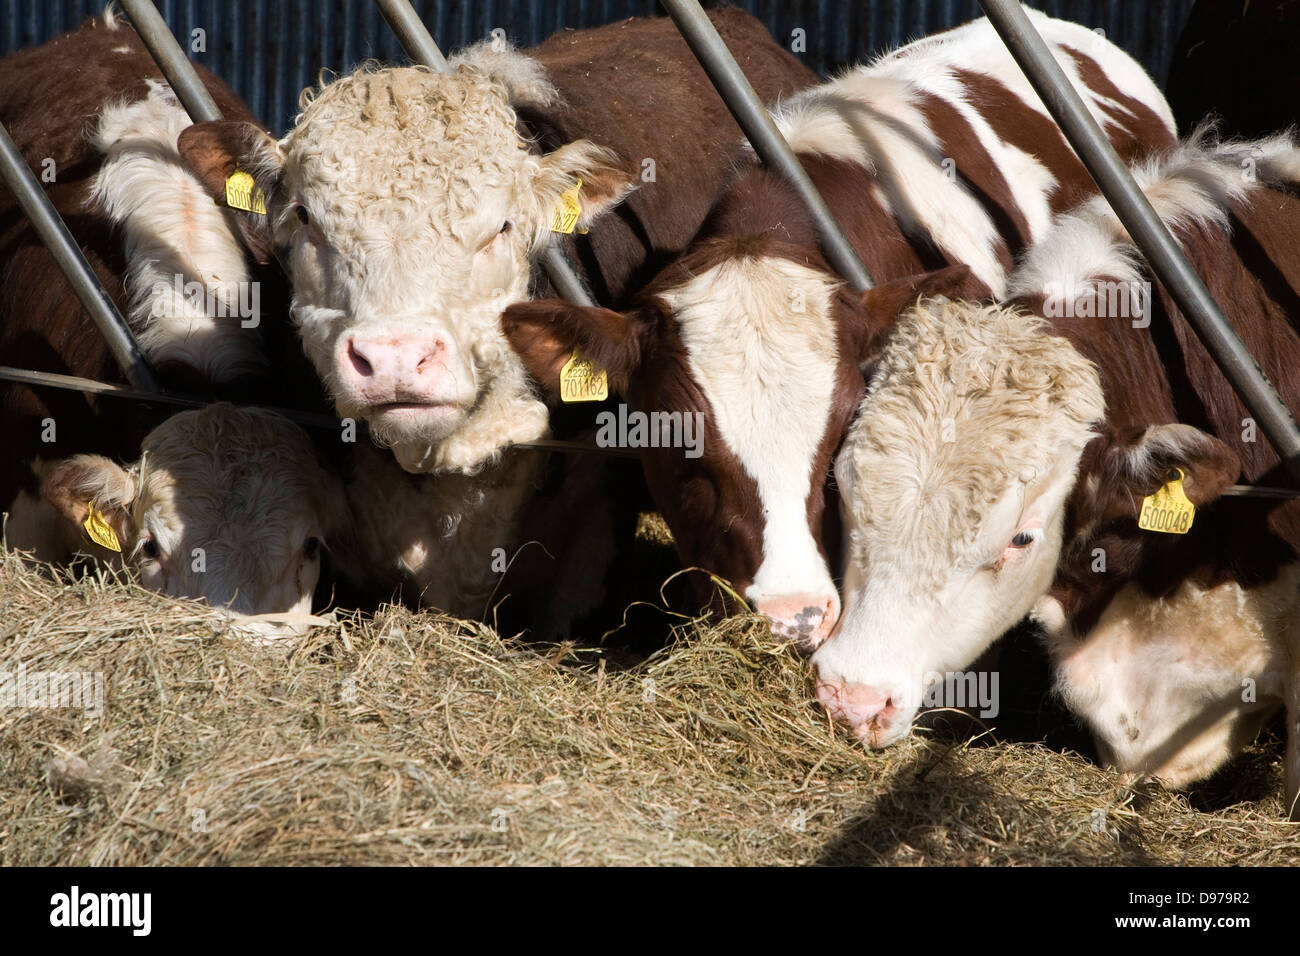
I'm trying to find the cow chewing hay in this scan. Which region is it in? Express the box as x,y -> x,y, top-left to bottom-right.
0,556 -> 1295,866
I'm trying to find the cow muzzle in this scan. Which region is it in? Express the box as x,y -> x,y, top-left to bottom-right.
754,591 -> 840,649
335,331 -> 471,438
815,677 -> 911,748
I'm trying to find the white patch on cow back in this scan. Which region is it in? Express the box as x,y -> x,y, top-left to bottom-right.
1040,570 -> 1296,790
90,81 -> 266,382
660,256 -> 840,604
764,10 -> 1176,299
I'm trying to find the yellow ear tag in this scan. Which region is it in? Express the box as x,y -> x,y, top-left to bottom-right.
83,503 -> 122,553
1138,468 -> 1196,535
224,170 -> 267,215
549,177 -> 587,235
559,350 -> 608,403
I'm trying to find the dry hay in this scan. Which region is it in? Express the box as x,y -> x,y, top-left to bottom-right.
1,552 -> 1298,866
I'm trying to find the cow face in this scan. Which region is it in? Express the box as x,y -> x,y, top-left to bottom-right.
503,255 -> 979,646
178,65 -> 634,473
813,300 -> 1105,745
39,405 -> 341,638
1037,423 -> 1270,794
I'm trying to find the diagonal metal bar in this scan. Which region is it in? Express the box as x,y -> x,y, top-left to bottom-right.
979,0 -> 1300,481
375,0 -> 596,307
658,0 -> 875,292
0,121 -> 160,391
118,0 -> 223,124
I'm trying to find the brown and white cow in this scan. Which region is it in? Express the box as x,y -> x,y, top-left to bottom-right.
0,14 -> 291,524
816,131 -> 1300,816
175,9 -> 817,475
503,10 -> 1177,644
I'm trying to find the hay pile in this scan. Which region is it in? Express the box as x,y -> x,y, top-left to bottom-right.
1,553 -> 1297,866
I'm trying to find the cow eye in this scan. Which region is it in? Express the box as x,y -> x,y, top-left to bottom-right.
303,537 -> 321,559
499,220 -> 512,235
1009,530 -> 1037,549
295,205 -> 309,226
141,538 -> 161,560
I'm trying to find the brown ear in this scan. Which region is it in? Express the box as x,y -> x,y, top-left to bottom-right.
846,264 -> 991,364
501,299 -> 644,396
40,455 -> 139,553
177,120 -> 282,265
1086,423 -> 1242,522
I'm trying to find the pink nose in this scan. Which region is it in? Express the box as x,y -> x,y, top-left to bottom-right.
338,334 -> 449,403
754,593 -> 840,648
816,679 -> 900,743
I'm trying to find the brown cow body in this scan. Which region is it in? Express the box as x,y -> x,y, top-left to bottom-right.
504,10 -> 1178,643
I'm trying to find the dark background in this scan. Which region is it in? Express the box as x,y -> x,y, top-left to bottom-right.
1,0 -> 1198,135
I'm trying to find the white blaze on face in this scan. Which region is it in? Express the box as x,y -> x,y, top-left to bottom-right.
814,300 -> 1103,745
659,255 -> 843,643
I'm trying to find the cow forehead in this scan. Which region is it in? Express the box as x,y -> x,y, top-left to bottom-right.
660,256 -> 841,495
285,67 -> 528,222
842,300 -> 1103,567
137,409 -> 331,559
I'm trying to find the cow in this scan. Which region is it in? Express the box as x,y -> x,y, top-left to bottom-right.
0,13 -> 293,534
502,10 -> 1178,645
174,8 -> 817,475
8,404 -> 339,637
815,131 -> 1300,817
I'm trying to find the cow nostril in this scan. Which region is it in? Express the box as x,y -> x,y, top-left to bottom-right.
346,339 -> 374,378
415,340 -> 446,374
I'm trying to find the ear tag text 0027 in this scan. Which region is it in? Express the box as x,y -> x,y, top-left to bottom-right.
225,170 -> 267,215
1138,468 -> 1195,534
83,502 -> 122,552
548,177 -> 587,235
559,350 -> 608,403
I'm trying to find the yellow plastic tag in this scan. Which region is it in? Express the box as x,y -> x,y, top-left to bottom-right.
224,170 -> 267,215
83,503 -> 122,553
1138,468 -> 1196,535
559,350 -> 608,403
549,178 -> 586,235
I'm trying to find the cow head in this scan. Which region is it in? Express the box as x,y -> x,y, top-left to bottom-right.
39,405 -> 342,638
813,297 -> 1257,753
178,57 -> 635,473
813,300 -> 1106,745
503,246 -> 980,646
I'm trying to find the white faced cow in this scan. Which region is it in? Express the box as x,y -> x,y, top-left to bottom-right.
817,132 -> 1300,817
504,10 -> 1177,645
175,10 -> 815,475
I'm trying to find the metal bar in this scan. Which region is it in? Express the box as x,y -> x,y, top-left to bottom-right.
978,0 -> 1300,481
118,0 -> 222,124
0,365 -> 635,456
0,122 -> 160,391
374,0 -> 596,307
658,0 -> 875,292
375,0 -> 449,71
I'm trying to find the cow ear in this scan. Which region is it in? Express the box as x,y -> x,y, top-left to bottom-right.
177,120 -> 283,266
534,141 -> 637,232
40,455 -> 139,553
845,264 -> 990,365
501,299 -> 645,396
1088,423 -> 1242,521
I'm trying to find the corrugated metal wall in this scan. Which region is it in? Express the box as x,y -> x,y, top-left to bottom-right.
2,1 -> 1196,135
